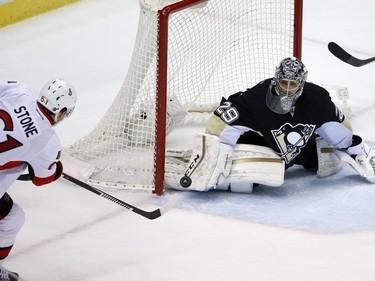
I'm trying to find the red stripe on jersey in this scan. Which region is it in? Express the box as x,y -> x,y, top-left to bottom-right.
37,102 -> 54,125
32,173 -> 56,186
0,245 -> 13,260
0,161 -> 24,170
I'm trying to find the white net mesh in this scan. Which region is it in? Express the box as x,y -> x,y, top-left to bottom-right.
63,0 -> 299,193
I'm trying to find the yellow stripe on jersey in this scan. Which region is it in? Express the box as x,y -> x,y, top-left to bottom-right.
0,0 -> 79,28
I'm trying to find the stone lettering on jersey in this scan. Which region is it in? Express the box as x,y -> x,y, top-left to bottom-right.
271,123 -> 315,164
14,105 -> 40,139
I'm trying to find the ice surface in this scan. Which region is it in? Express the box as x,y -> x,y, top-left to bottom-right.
1,0 -> 375,280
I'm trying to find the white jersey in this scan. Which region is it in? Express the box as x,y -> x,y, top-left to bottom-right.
0,81 -> 62,185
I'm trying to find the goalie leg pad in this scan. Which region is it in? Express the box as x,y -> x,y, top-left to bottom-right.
178,133 -> 233,191
316,137 -> 342,177
164,156 -> 189,190
216,144 -> 285,193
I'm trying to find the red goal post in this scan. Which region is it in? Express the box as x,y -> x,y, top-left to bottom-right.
62,0 -> 304,195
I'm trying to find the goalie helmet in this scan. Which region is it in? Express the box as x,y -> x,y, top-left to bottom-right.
38,79 -> 77,124
266,57 -> 308,114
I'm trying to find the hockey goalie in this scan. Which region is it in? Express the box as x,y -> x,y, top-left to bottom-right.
165,57 -> 375,193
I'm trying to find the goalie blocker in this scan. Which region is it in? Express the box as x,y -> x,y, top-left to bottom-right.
165,133 -> 285,193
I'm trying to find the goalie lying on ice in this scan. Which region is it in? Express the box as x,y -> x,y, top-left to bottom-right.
165,57 -> 375,193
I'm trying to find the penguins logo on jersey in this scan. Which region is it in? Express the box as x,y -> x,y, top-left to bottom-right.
271,123 -> 316,164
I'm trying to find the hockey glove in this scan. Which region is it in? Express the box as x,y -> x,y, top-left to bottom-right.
335,135 -> 375,182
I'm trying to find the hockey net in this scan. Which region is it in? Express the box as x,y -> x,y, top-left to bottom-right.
62,0 -> 304,195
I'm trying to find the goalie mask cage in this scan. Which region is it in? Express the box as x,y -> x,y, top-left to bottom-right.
62,0 -> 303,195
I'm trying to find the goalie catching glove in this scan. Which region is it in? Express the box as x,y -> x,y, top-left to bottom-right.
335,135 -> 375,182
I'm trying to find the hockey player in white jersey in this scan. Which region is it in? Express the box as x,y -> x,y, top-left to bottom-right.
0,79 -> 77,280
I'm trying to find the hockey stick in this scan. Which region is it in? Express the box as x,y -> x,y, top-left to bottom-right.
18,173 -> 177,220
62,173 -> 177,220
328,42 -> 375,67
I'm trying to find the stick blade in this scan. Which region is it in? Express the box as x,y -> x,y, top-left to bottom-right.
159,194 -> 178,216
328,42 -> 352,63
140,194 -> 177,220
328,42 -> 375,67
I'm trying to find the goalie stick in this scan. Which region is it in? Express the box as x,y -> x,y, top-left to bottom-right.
17,173 -> 177,220
328,42 -> 375,67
